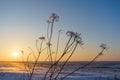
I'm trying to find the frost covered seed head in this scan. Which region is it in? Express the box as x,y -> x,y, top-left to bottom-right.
66,31 -> 76,37
100,43 -> 107,49
47,13 -> 59,23
75,32 -> 83,45
66,31 -> 83,45
39,36 -> 45,40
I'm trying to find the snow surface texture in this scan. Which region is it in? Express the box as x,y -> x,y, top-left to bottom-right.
0,62 -> 120,80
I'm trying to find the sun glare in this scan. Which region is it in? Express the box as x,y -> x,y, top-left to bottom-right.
12,51 -> 19,57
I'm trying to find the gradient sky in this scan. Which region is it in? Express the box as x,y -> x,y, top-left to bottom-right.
0,0 -> 120,61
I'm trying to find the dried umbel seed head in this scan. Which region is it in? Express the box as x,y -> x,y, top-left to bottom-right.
76,38 -> 84,45
47,13 -> 59,23
49,13 -> 59,22
66,31 -> 84,45
39,36 -> 45,40
100,43 -> 107,49
66,31 -> 76,37
99,43 -> 108,55
75,33 -> 83,44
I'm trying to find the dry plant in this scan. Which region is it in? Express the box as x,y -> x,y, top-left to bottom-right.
21,13 -> 107,80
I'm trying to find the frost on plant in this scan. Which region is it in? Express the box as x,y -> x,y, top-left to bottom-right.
21,13 -> 107,80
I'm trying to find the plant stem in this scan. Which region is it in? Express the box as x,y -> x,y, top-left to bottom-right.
43,37 -> 72,80
54,43 -> 78,79
28,41 -> 43,80
61,49 -> 105,80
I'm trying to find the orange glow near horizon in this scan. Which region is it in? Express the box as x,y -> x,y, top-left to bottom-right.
0,45 -> 119,62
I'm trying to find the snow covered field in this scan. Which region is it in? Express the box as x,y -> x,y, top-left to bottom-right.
0,61 -> 120,80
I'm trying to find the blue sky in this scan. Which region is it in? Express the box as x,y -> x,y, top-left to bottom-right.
0,0 -> 120,61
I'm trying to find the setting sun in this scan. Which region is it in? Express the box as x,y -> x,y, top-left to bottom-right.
12,51 -> 19,57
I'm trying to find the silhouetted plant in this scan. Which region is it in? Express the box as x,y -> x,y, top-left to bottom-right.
22,13 -> 108,80
28,36 -> 46,80
61,43 -> 107,80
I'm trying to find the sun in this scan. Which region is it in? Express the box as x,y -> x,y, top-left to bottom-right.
12,51 -> 19,57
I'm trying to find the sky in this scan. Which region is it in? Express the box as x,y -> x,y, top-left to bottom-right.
0,0 -> 120,61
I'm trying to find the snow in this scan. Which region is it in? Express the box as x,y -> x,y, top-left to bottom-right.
0,62 -> 120,80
